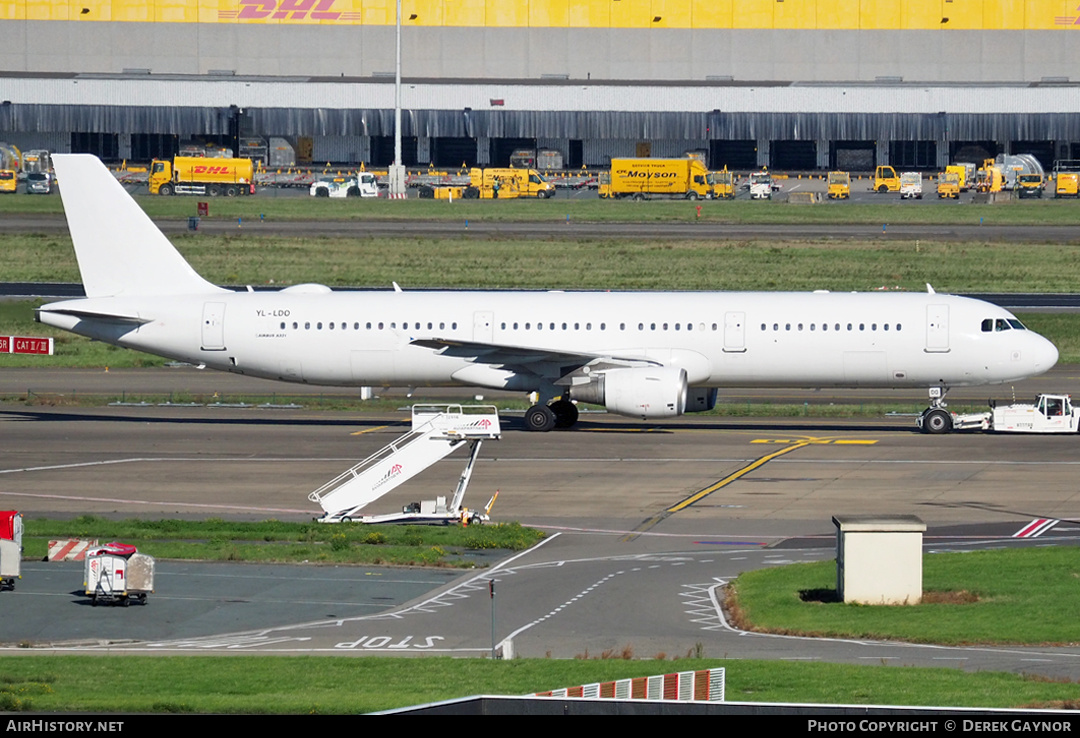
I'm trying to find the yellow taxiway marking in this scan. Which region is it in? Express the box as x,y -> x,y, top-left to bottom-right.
667,441 -> 811,514
622,441 -> 812,541
751,437 -> 877,445
350,425 -> 390,436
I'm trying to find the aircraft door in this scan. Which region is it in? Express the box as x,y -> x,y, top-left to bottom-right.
723,311 -> 746,353
473,311 -> 494,343
201,302 -> 226,351
925,305 -> 950,353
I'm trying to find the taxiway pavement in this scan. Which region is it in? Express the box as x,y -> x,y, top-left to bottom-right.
2,368 -> 1080,677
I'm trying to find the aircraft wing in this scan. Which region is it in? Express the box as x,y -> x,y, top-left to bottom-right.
410,337 -> 661,376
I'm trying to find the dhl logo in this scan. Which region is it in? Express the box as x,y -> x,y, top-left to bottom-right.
1056,6 -> 1080,24
227,0 -> 356,21
192,166 -> 235,175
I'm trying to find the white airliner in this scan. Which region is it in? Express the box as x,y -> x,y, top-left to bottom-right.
37,154 -> 1058,433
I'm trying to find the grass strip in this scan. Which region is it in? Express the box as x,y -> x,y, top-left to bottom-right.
1,656 -> 1077,713
4,234 -> 1080,292
728,547 -> 1080,646
22,516 -> 544,568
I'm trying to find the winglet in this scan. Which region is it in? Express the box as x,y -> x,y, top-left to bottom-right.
53,154 -> 226,298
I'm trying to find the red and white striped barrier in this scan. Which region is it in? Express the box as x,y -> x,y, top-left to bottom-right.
536,668 -> 724,702
48,539 -> 99,561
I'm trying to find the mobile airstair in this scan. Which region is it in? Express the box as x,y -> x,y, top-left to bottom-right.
311,404 -> 500,524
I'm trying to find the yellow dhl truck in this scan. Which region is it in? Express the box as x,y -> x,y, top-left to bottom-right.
827,171 -> 850,199
463,167 -> 555,199
0,170 -> 15,193
1053,160 -> 1080,198
420,167 -> 556,200
149,156 -> 255,196
1055,173 -> 1079,198
599,158 -> 718,200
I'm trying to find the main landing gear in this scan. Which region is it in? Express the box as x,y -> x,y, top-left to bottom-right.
919,384 -> 953,434
525,398 -> 579,432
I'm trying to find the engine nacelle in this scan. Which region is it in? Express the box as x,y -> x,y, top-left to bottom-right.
570,366 -> 688,419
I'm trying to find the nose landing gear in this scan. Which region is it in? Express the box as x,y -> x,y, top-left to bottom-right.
918,384 -> 953,434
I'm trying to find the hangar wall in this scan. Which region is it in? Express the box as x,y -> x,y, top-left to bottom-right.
1,1 -> 1080,81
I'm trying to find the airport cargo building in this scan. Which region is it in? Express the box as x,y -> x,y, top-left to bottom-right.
1,0 -> 1079,170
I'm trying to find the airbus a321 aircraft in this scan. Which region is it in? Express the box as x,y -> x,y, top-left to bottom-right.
38,154 -> 1058,433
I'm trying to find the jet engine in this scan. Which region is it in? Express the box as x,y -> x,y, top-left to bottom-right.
570,366 -> 688,419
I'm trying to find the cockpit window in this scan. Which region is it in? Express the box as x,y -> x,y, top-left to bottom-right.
982,318 -> 1027,332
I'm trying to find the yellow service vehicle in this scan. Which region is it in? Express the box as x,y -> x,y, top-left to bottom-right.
1017,173 -> 1045,199
599,157 -> 716,200
945,164 -> 975,191
463,167 -> 555,199
1053,160 -> 1080,198
1055,173 -> 1079,198
149,156 -> 255,196
873,166 -> 900,193
0,143 -> 21,192
936,172 -> 960,199
827,171 -> 850,199
975,164 -> 1004,193
711,168 -> 736,199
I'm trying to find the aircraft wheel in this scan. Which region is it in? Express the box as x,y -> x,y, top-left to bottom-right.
550,399 -> 579,429
922,408 -> 953,435
525,404 -> 556,432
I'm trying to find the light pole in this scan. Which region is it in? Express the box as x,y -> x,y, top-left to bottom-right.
388,0 -> 407,198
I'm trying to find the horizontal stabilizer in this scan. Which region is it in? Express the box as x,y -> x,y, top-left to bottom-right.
36,306 -> 149,325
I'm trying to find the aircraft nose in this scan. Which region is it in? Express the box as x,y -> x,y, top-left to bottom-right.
1030,334 -> 1059,374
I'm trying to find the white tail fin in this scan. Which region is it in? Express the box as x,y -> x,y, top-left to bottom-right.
53,154 -> 226,298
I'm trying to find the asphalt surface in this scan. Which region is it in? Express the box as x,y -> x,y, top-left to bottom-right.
4,212 -> 1080,243
3,366 -> 1080,679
